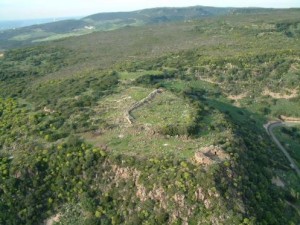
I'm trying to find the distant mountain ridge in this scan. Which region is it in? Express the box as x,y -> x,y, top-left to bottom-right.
83,6 -> 234,22
0,6 -> 290,50
0,19 -> 54,31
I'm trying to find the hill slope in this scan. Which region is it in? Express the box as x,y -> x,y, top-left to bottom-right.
0,7 -> 300,225
0,6 -> 284,50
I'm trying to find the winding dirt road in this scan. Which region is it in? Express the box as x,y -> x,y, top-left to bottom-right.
265,121 -> 300,178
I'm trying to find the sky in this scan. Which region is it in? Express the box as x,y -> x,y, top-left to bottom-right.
0,0 -> 299,20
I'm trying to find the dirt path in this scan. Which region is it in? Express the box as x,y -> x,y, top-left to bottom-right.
198,77 -> 221,85
264,121 -> 300,178
263,88 -> 298,99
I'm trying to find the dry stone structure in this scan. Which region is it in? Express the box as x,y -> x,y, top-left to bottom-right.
125,88 -> 163,124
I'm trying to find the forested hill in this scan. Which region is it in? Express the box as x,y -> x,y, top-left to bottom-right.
0,6 -> 288,50
83,6 -> 235,22
0,6 -> 300,225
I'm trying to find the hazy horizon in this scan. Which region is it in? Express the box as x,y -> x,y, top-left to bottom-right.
0,16 -> 80,22
0,0 -> 300,21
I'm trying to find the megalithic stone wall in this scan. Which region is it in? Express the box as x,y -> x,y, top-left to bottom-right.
125,89 -> 163,124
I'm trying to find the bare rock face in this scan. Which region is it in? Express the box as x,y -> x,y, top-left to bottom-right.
195,187 -> 205,201
194,152 -> 213,165
43,106 -> 55,114
112,165 -> 140,181
204,199 -> 212,209
149,187 -> 165,201
173,193 -> 185,208
136,184 -> 147,202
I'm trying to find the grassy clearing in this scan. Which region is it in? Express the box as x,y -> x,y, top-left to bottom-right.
33,29 -> 93,42
9,29 -> 54,41
82,102 -> 234,159
90,86 -> 153,126
81,75 -> 247,159
132,91 -> 196,128
82,125 -> 218,159
82,85 -> 221,159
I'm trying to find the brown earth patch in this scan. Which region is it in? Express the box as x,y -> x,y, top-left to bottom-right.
44,214 -> 60,225
227,92 -> 247,100
263,88 -> 298,99
279,115 -> 300,122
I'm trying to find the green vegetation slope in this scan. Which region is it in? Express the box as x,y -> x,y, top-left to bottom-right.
0,7 -> 300,225
0,6 -> 295,50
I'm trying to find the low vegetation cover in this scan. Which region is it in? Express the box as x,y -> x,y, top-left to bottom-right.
0,6 -> 238,50
0,7 -> 299,225
273,125 -> 300,167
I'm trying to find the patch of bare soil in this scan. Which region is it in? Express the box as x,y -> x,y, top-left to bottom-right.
197,76 -> 221,85
271,176 -> 285,188
227,92 -> 247,100
279,115 -> 300,122
44,214 -> 60,225
0,53 -> 3,58
289,63 -> 300,72
263,88 -> 298,99
227,92 -> 248,107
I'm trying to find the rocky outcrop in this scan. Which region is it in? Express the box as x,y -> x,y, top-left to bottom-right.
43,107 -> 55,114
111,165 -> 140,181
136,184 -> 147,201
194,145 -> 229,165
195,187 -> 205,201
173,193 -> 185,208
